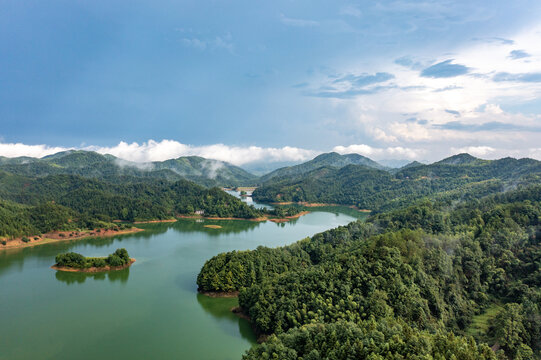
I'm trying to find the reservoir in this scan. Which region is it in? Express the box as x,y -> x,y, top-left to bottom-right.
0,210 -> 359,360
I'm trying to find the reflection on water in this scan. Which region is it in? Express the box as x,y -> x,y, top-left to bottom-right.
196,293 -> 257,344
0,208 -> 359,360
168,218 -> 262,235
54,267 -> 130,285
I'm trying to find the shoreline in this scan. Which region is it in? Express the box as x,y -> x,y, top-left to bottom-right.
177,211 -> 311,223
1,227 -> 144,250
200,290 -> 268,342
133,219 -> 177,224
268,211 -> 310,223
177,214 -> 268,222
51,258 -> 136,273
198,290 -> 240,298
270,201 -> 371,212
231,305 -> 268,343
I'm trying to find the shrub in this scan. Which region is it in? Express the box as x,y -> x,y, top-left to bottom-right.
55,252 -> 86,268
90,258 -> 107,268
21,236 -> 30,243
34,237 -> 39,240
54,248 -> 130,269
114,248 -> 130,263
106,254 -> 124,267
1,240 -> 6,246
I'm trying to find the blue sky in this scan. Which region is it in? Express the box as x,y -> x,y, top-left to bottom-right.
2,0 -> 541,165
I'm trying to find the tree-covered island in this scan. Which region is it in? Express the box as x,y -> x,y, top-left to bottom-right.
52,248 -> 135,272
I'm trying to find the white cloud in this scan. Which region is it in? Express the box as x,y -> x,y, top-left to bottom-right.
339,5 -> 362,18
180,33 -> 234,53
453,146 -> 496,157
300,24 -> 541,161
333,144 -> 424,160
0,142 -> 70,158
0,139 -> 318,166
180,38 -> 207,50
0,139 -> 540,166
279,14 -> 319,27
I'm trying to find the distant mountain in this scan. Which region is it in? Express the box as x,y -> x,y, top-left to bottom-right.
401,161 -> 424,169
0,156 -> 38,165
153,156 -> 257,186
258,152 -> 387,183
253,154 -> 541,211
0,151 -> 257,187
435,153 -> 486,166
396,155 -> 540,181
242,161 -> 303,176
377,159 -> 413,168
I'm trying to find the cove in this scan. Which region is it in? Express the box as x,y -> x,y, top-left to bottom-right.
0,210 -> 360,360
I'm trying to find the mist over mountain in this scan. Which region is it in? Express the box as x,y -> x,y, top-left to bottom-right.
0,150 -> 257,187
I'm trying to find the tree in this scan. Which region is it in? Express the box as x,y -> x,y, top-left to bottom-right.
492,303 -> 528,356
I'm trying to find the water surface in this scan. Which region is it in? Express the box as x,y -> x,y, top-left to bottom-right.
0,211 -> 359,360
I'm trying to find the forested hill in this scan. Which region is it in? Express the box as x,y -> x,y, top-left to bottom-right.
258,152 -> 388,183
0,173 -> 262,239
0,150 -> 257,187
253,153 -> 541,211
199,185 -> 541,359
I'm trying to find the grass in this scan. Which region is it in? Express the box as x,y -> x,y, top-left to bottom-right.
465,302 -> 503,340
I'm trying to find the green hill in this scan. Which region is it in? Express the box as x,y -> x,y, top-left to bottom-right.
153,156 -> 257,187
253,154 -> 541,211
0,150 -> 257,187
258,152 -> 388,183
0,172 -> 263,238
200,185 -> 541,359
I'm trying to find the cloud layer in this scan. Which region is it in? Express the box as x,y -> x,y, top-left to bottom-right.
0,140 -> 318,166
1,139 -> 541,168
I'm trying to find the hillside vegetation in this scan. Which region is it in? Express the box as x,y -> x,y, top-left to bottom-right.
0,173 -> 262,239
0,150 -> 257,187
253,154 -> 541,212
258,152 -> 388,183
199,185 -> 541,359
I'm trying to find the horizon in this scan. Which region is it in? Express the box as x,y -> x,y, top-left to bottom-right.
0,146 -> 534,171
2,1 -> 541,165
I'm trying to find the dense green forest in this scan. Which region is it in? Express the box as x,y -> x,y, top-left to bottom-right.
0,150 -> 257,187
253,154 -> 541,212
258,152 -> 388,183
0,200 -> 79,239
55,248 -> 132,268
198,185 -> 541,359
0,172 -> 263,239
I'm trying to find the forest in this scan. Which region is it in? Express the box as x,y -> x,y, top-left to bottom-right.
0,172 -> 263,239
0,150 -> 257,187
252,154 -> 541,212
198,184 -> 541,359
55,248 -> 132,268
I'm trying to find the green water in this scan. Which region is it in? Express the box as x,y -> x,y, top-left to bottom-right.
0,211 -> 359,360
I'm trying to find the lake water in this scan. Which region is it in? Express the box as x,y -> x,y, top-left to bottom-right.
0,210 -> 359,360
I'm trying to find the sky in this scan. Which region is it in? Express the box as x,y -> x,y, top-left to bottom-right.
1,0 -> 541,167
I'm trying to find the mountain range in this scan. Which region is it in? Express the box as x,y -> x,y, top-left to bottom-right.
0,150 -> 257,187
252,153 -> 541,211
1,150 -> 540,197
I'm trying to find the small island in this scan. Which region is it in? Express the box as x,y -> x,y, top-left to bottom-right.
52,248 -> 135,273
